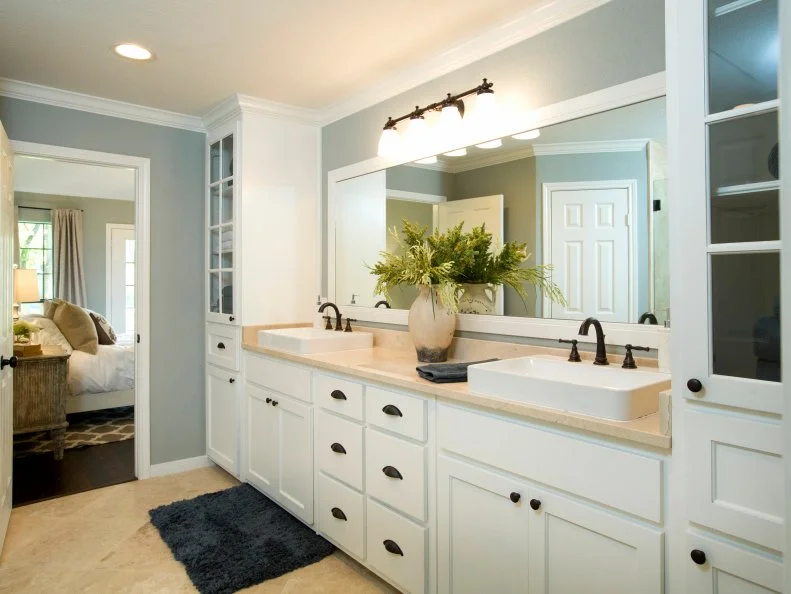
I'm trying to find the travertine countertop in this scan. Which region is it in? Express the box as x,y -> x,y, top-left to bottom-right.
242,326 -> 671,450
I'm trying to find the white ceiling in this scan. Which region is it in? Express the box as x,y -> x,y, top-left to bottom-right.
0,0 -> 542,116
14,156 -> 136,201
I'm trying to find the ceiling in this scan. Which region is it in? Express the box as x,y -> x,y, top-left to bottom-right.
14,156 -> 135,201
0,0 -> 541,116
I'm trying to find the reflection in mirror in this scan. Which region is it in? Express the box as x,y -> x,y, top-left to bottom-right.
333,97 -> 669,325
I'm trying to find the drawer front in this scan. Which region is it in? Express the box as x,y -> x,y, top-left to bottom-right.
317,411 -> 363,491
365,428 -> 426,521
245,354 -> 311,403
315,374 -> 364,421
318,474 -> 364,560
207,323 -> 240,371
686,409 -> 784,551
366,386 -> 426,442
366,497 -> 426,594
438,403 -> 662,522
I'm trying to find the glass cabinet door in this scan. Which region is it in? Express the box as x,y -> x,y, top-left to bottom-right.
208,132 -> 236,324
688,0 -> 782,413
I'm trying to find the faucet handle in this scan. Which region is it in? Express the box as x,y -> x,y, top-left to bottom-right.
344,318 -> 357,333
559,339 -> 582,362
622,344 -> 650,369
324,316 -> 334,331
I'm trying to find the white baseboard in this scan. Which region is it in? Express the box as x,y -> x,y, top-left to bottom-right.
148,455 -> 214,478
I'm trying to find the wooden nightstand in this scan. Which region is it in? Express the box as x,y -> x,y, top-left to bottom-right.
13,347 -> 71,460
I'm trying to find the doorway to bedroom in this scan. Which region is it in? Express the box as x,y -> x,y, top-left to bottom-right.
9,145 -> 149,506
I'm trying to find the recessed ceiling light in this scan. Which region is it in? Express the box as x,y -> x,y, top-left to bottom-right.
113,43 -> 153,61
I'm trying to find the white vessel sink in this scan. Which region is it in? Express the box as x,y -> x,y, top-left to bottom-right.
258,327 -> 373,355
468,355 -> 671,421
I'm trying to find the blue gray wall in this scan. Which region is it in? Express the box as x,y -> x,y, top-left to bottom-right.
321,0 -> 666,293
1,98 -> 205,465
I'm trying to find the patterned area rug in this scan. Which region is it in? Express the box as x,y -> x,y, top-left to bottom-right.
14,406 -> 134,457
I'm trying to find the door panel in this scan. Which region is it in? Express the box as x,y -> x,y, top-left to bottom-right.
277,395 -> 313,524
0,122 -> 14,551
529,489 -> 663,594
206,365 -> 238,476
107,224 -> 135,334
246,383 -> 277,497
437,455 -> 530,594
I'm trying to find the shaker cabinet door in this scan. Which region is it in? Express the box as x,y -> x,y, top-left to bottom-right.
246,383 -> 278,498
276,395 -> 314,525
206,365 -> 239,477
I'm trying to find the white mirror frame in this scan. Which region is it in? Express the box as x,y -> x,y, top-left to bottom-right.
327,72 -> 671,367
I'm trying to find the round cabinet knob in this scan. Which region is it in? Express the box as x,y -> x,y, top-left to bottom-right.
265,397 -> 272,404
229,316 -> 235,322
690,549 -> 706,565
529,499 -> 541,511
229,378 -> 235,384
509,492 -> 521,503
0,356 -> 18,370
272,400 -> 279,407
687,378 -> 703,394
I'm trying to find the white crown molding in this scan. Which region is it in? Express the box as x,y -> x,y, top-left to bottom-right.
0,77 -> 205,133
202,94 -> 322,130
531,138 -> 650,156
318,0 -> 615,126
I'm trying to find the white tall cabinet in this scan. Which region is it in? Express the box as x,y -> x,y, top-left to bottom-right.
668,0 -> 785,592
203,97 -> 320,478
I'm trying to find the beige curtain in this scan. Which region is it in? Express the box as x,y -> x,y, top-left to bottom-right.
53,209 -> 87,306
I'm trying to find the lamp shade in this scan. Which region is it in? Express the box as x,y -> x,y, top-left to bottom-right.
14,269 -> 40,303
377,127 -> 401,159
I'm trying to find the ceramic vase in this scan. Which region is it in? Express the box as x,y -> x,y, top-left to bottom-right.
408,285 -> 456,363
458,283 -> 497,315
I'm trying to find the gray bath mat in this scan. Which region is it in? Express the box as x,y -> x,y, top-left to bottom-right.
149,483 -> 335,594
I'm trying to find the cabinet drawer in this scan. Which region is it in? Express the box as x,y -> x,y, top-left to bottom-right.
207,323 -> 240,371
438,403 -> 662,522
315,374 -> 364,421
366,386 -> 426,442
686,408 -> 784,551
245,354 -> 311,403
365,428 -> 426,521
317,411 -> 363,491
366,497 -> 426,594
318,474 -> 364,560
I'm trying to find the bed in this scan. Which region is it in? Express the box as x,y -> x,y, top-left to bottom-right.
23,314 -> 135,414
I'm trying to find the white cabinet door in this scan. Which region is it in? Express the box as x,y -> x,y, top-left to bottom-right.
437,455 -> 530,594
246,383 -> 278,498
276,395 -> 313,524
686,532 -> 783,594
528,489 -> 663,594
206,365 -> 238,476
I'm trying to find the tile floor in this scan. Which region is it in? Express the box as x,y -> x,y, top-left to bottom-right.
0,466 -> 399,593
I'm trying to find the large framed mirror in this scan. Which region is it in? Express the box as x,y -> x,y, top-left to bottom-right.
327,75 -> 670,351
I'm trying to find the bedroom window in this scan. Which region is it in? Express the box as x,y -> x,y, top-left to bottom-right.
18,208 -> 54,315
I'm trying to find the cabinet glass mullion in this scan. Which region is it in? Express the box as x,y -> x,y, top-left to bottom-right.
207,131 -> 235,320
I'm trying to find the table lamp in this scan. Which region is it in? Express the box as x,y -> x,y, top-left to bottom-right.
13,269 -> 40,320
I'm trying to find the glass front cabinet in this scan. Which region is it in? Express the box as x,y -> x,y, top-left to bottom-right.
207,124 -> 238,326
671,0 -> 785,592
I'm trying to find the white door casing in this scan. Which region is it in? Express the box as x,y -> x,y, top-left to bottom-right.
334,169 -> 386,307
435,195 -> 505,315
0,123 -> 14,551
106,223 -> 135,334
542,180 -> 637,323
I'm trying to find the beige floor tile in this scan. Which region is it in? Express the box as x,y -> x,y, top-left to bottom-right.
0,466 -> 397,593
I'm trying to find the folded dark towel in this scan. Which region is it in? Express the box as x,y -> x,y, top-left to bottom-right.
416,359 -> 499,383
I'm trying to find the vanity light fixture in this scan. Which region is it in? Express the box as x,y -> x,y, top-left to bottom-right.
444,148 -> 467,157
376,78 -> 496,158
476,139 -> 503,149
512,129 -> 541,140
113,42 -> 153,61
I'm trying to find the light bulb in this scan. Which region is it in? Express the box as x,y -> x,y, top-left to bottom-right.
415,156 -> 438,165
473,91 -> 497,121
444,148 -> 467,157
377,126 -> 401,159
476,139 -> 502,149
406,115 -> 428,152
113,43 -> 153,61
512,129 -> 541,140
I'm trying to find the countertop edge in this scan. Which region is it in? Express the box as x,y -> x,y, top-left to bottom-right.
241,342 -> 671,451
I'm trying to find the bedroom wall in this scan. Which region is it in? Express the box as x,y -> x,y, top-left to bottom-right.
15,192 -> 135,317
320,0 -> 666,294
0,98 -> 206,466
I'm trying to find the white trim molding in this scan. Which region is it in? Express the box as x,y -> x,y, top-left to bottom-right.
319,0 -> 616,125
149,455 -> 214,478
203,94 -> 322,130
11,140 -> 154,480
0,78 -> 205,133
385,189 -> 447,204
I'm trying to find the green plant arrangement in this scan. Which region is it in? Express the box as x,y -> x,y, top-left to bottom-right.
370,220 -> 566,310
13,319 -> 39,343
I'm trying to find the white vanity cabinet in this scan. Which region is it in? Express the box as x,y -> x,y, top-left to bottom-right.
436,402 -> 665,594
244,353 -> 314,525
206,364 -> 239,477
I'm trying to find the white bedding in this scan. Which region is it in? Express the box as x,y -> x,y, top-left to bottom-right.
68,332 -> 135,396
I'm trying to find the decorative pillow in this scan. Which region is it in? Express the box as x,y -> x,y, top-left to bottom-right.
89,312 -> 116,345
43,299 -> 64,319
21,315 -> 73,354
52,302 -> 99,355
